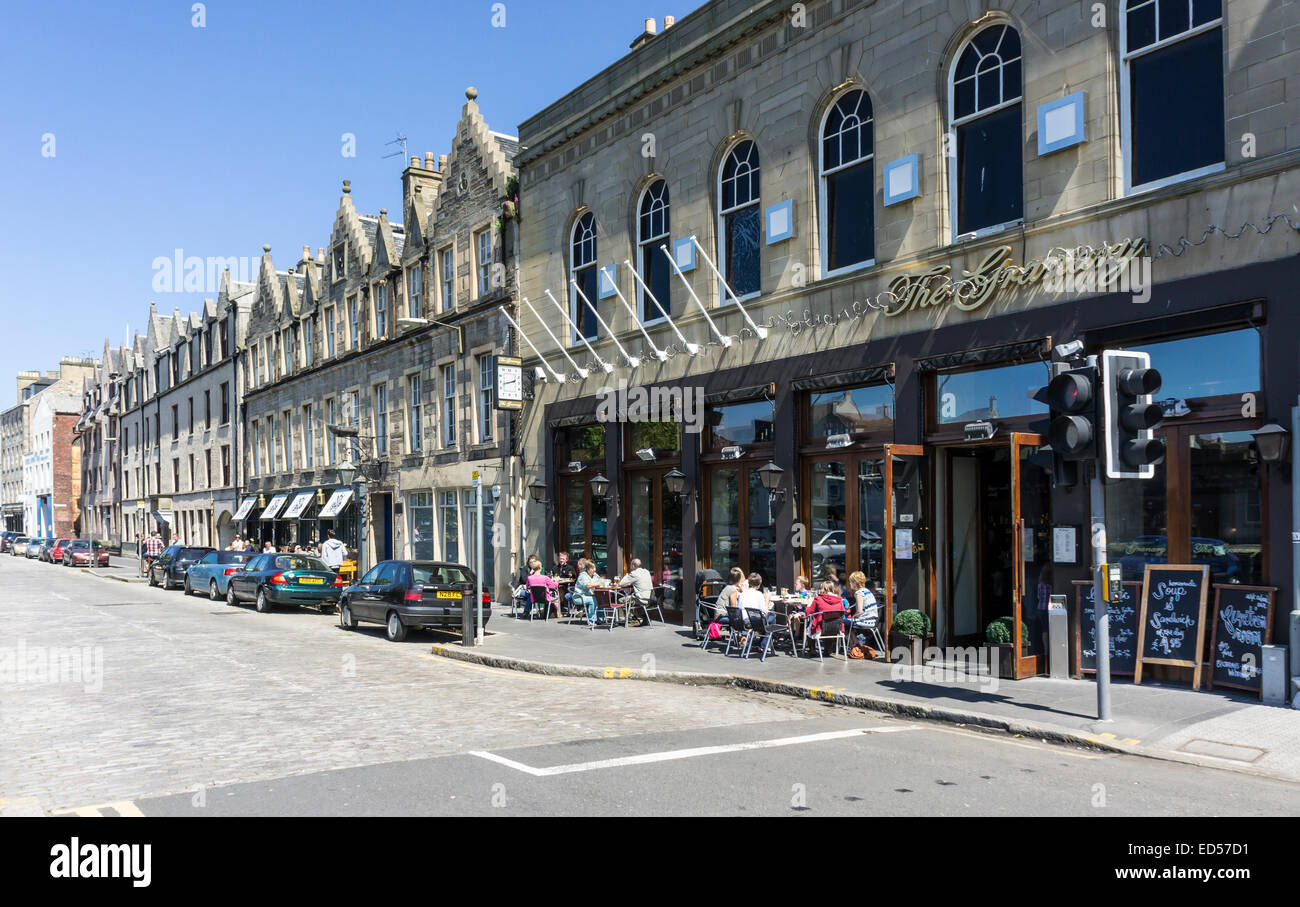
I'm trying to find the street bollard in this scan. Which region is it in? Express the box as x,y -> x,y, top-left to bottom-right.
461,592 -> 477,647
1047,594 -> 1069,679
1263,645 -> 1288,705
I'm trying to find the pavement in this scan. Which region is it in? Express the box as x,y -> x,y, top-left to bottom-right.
429,611 -> 1300,785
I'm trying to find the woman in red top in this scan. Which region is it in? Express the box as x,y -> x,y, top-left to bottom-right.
802,580 -> 847,636
525,561 -> 560,618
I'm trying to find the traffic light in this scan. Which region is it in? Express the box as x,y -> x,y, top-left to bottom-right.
1101,350 -> 1164,479
1030,360 -> 1099,487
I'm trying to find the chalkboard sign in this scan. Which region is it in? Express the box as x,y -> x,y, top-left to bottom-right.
1134,564 -> 1210,687
1072,580 -> 1141,677
1207,585 -> 1276,696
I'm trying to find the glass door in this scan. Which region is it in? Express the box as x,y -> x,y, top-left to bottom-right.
625,467 -> 685,615
1012,432 -> 1047,678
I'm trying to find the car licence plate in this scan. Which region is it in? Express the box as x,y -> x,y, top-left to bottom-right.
436,591 -> 461,599
299,577 -> 324,585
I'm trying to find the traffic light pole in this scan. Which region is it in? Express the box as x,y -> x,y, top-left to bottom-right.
1089,465 -> 1112,722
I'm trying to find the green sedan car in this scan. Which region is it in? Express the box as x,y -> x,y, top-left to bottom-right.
226,553 -> 343,613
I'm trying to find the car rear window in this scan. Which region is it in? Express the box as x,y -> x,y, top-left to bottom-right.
274,556 -> 328,572
69,541 -> 90,549
414,565 -> 473,586
179,548 -> 213,559
217,551 -> 253,564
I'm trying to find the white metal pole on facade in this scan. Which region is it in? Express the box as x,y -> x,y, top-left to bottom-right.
623,259 -> 696,356
607,278 -> 668,361
570,279 -> 639,368
476,480 -> 484,646
544,289 -> 614,373
522,297 -> 589,380
660,244 -> 731,348
689,235 -> 769,339
499,307 -> 563,382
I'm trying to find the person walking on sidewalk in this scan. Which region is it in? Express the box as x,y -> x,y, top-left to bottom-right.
141,531 -> 163,577
320,530 -> 348,573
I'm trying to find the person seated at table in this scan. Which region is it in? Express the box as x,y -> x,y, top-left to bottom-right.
825,565 -> 846,598
573,560 -> 600,628
847,570 -> 879,632
551,550 -> 577,582
793,575 -> 812,601
525,559 -> 560,618
616,558 -> 655,620
738,571 -> 775,625
797,580 -> 847,637
715,567 -> 744,615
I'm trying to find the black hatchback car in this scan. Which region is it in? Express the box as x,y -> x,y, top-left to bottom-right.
339,560 -> 491,641
148,544 -> 216,590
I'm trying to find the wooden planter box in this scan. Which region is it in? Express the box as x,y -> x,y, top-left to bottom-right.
985,643 -> 1017,679
889,631 -> 927,665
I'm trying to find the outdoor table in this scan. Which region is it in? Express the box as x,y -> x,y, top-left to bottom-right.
592,587 -> 627,628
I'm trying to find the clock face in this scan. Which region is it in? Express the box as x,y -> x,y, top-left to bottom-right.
497,363 -> 522,409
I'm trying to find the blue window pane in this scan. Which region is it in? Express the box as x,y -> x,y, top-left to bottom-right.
1131,328 -> 1258,400
1127,2 -> 1156,52
956,103 -> 1023,233
937,362 -> 1049,424
1192,0 -> 1221,27
1159,0 -> 1190,41
725,206 -> 761,296
826,163 -> 874,271
809,384 -> 893,437
709,400 -> 774,448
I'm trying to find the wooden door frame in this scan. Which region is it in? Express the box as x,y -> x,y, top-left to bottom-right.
882,443 -> 924,638
1010,432 -> 1044,679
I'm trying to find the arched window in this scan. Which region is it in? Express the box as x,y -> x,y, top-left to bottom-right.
718,140 -> 761,299
569,212 -> 598,342
1122,0 -> 1224,192
820,89 -> 875,274
637,180 -> 671,322
949,23 -> 1023,237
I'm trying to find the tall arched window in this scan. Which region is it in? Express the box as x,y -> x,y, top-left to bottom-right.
820,89 -> 875,274
570,211 -> 598,342
718,140 -> 761,299
949,23 -> 1023,237
1122,0 -> 1224,192
637,179 -> 671,322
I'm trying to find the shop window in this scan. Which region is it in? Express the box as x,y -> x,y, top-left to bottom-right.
559,425 -> 605,465
1123,0 -> 1224,191
409,492 -> 434,561
949,23 -> 1023,237
807,383 -> 893,439
1129,327 -> 1258,403
1189,431 -> 1263,585
820,89 -> 874,273
718,140 -> 761,299
461,490 -> 496,588
439,491 -> 459,563
628,420 -> 681,458
637,180 -> 672,321
705,464 -> 776,585
570,212 -> 599,342
935,361 -> 1048,425
707,399 -> 774,449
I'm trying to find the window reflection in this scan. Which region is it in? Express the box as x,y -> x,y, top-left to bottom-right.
1189,431 -> 1262,585
708,401 -> 774,447
1131,329 -> 1259,402
809,384 -> 893,437
936,362 -> 1049,424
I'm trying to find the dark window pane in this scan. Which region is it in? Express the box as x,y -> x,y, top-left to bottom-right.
974,25 -> 1002,55
955,78 -> 976,119
725,206 -> 761,297
1127,2 -> 1156,51
1192,0 -> 1221,27
1130,28 -> 1224,187
1188,431 -> 1263,585
1159,0 -> 1190,41
827,163 -> 875,270
823,134 -> 840,170
841,126 -> 860,164
641,244 -> 672,320
575,266 -> 599,339
808,384 -> 893,437
1002,58 -> 1021,100
977,64 -> 1000,110
956,103 -> 1023,234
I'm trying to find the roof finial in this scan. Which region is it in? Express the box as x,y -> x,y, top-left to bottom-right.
262,244 -> 271,253
342,179 -> 351,194
465,86 -> 478,101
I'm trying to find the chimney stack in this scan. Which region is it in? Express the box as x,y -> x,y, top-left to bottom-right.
664,15 -> 675,28
317,248 -> 325,263
630,17 -> 659,49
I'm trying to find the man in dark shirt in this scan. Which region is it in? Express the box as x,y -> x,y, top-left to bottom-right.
550,550 -> 577,582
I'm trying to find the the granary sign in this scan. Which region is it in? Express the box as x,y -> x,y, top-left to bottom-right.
884,237 -> 1151,317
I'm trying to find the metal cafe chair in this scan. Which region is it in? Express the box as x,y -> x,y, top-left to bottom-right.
593,587 -> 623,630
805,609 -> 848,663
760,604 -> 800,661
631,587 -> 667,625
698,595 -> 729,651
723,605 -> 751,657
526,585 -> 550,621
853,603 -> 887,654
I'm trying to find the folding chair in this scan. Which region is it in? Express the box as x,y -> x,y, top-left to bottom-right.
741,608 -> 774,660
594,588 -> 622,630
698,595 -> 729,650
759,604 -> 799,661
853,603 -> 886,654
805,609 -> 848,663
526,585 -> 550,621
723,605 -> 751,656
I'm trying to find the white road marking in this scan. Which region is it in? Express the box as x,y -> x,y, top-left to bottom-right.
470,725 -> 919,776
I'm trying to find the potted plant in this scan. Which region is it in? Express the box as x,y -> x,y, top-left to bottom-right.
984,616 -> 1027,679
889,609 -> 932,664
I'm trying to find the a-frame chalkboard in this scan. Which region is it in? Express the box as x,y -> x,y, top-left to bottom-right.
1072,580 -> 1141,677
1206,585 -> 1276,696
1134,564 -> 1210,687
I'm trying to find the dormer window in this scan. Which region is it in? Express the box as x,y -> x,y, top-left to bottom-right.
332,245 -> 346,282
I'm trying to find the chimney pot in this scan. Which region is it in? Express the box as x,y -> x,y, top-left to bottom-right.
425,151 -> 435,169
664,15 -> 675,27
302,245 -> 310,260
317,248 -> 325,262
438,154 -> 448,170
644,17 -> 657,33
411,155 -> 420,169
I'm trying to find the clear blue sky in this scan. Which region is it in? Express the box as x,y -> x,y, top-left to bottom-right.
0,0 -> 701,407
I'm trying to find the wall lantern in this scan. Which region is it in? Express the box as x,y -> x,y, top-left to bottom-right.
528,480 -> 549,504
663,468 -> 687,498
337,460 -> 356,488
589,473 -> 611,500
1251,423 -> 1290,464
756,461 -> 785,505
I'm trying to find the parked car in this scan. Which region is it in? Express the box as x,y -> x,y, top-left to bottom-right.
26,538 -> 48,559
62,539 -> 110,568
226,553 -> 344,612
48,538 -> 72,563
10,537 -> 31,557
185,550 -> 255,599
147,544 -> 216,590
1114,535 -> 1243,584
0,531 -> 18,553
339,560 -> 492,642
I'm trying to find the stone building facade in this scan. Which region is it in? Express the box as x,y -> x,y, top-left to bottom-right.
240,90 -> 523,599
25,392 -> 82,539
514,0 -> 1300,674
75,342 -> 129,546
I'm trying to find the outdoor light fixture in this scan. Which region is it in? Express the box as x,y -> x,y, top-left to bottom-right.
635,447 -> 656,461
567,460 -> 585,474
964,421 -> 997,442
327,423 -> 359,439
528,480 -> 549,504
336,460 -> 356,487
1252,423 -> 1290,464
757,460 -> 785,506
663,468 -> 687,498
720,445 -> 744,460
589,473 -> 611,499
1053,339 -> 1085,361
826,432 -> 852,449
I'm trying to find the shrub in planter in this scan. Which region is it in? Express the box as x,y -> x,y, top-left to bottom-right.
892,609 -> 932,638
984,616 -> 1028,646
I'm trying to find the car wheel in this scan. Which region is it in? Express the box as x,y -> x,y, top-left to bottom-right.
339,602 -> 357,630
147,570 -> 157,587
183,577 -> 193,595
227,583 -> 238,606
385,611 -> 407,642
209,580 -> 220,601
255,588 -> 273,613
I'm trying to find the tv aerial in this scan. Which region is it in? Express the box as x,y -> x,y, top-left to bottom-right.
382,132 -> 408,160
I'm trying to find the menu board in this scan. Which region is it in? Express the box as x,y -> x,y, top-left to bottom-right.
1207,585 -> 1275,695
1134,564 -> 1210,687
1072,580 -> 1141,677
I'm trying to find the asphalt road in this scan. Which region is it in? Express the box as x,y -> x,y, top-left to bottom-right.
4,555 -> 1300,817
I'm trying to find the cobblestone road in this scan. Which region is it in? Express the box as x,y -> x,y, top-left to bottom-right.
0,557 -> 817,811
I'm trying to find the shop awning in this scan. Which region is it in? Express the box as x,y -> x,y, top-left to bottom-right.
259,493 -> 290,521
232,496 -> 258,521
282,492 -> 315,520
318,488 -> 354,519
